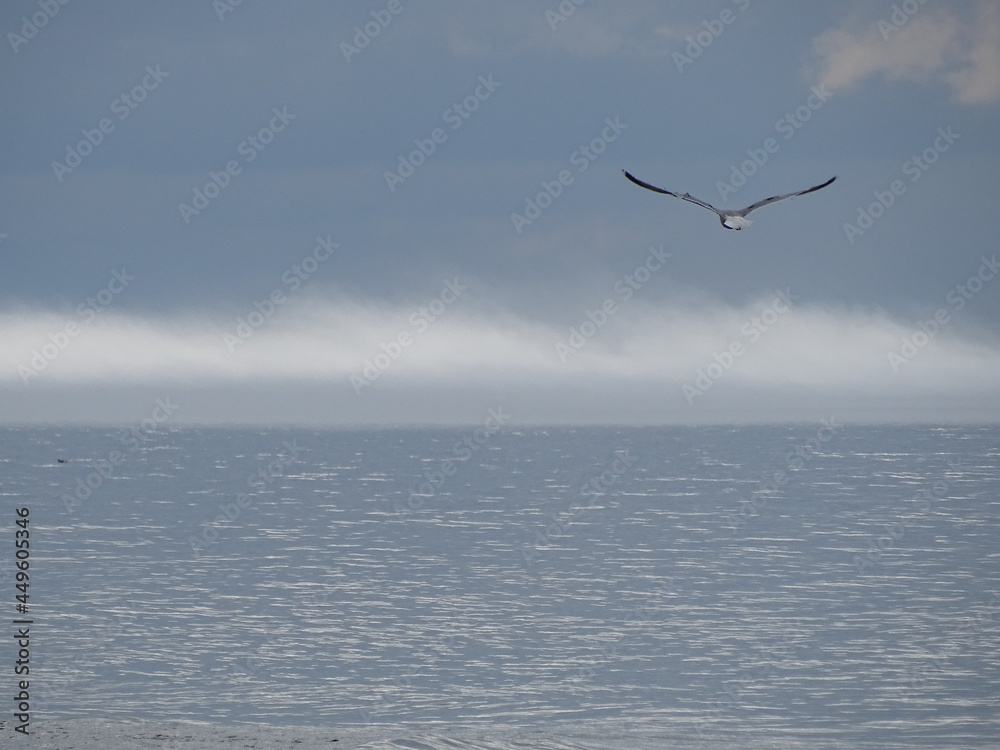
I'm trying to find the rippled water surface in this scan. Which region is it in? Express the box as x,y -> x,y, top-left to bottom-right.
1,424 -> 998,748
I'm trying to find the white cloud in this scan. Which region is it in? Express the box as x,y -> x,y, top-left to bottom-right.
945,3 -> 1000,105
2,293 -> 999,424
811,1 -> 1000,105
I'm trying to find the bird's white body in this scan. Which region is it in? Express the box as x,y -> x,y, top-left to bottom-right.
722,215 -> 752,230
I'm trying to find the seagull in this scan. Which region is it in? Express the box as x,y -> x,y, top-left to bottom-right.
622,170 -> 836,230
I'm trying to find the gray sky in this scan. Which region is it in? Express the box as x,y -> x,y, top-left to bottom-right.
2,0 -> 999,425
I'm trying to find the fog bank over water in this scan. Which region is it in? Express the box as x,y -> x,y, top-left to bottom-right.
3,294 -> 998,424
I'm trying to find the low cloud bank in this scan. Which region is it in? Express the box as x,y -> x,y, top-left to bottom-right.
2,292 -> 998,424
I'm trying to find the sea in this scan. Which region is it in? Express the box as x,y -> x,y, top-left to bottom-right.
0,423 -> 998,749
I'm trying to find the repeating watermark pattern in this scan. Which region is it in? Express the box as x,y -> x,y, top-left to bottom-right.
92,593 -> 143,645
694,621 -> 814,737
852,458 -> 963,574
0,553 -> 14,590
384,74 -> 500,192
16,589 -> 146,730
17,267 -> 134,384
545,0 -> 586,30
887,254 -> 998,372
51,65 -> 169,183
878,0 -> 930,40
520,448 -> 637,567
555,245 -> 671,362
350,278 -> 466,394
907,594 -> 1000,689
178,106 -> 295,224
844,126 -> 959,243
353,622 -> 468,723
725,417 -> 841,531
358,675 -> 416,724
7,0 -> 72,54
223,235 -> 338,352
682,288 -> 796,404
341,0 -> 409,63
574,584 -> 671,681
673,0 -> 751,73
358,660 -> 452,724
60,396 -> 180,513
716,84 -> 833,202
510,116 -> 627,234
393,407 -> 511,520
221,633 -> 284,681
212,0 -> 246,22
187,438 -> 304,553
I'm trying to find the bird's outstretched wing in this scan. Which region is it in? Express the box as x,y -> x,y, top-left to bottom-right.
622,170 -> 720,214
737,176 -> 836,216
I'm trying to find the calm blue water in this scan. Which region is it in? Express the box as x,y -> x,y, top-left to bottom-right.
1,424 -> 999,748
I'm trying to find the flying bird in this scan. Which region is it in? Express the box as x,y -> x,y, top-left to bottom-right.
622,170 -> 836,230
